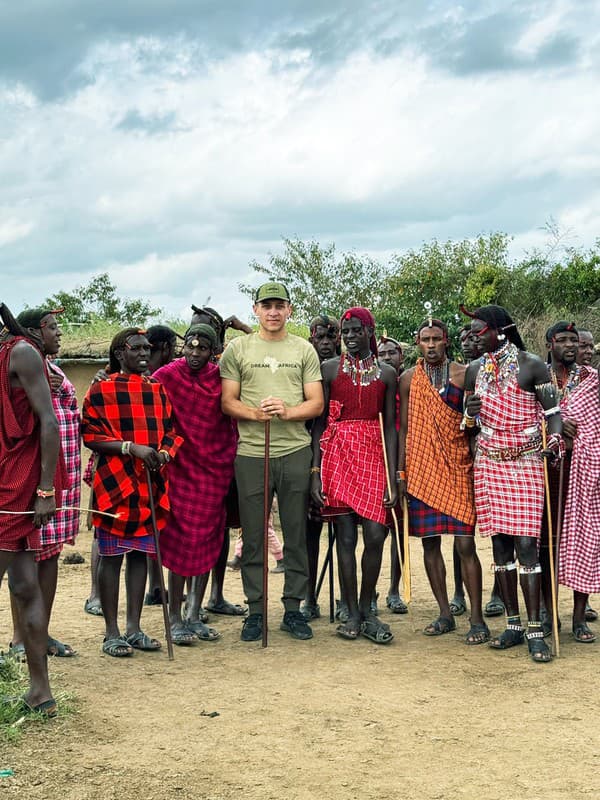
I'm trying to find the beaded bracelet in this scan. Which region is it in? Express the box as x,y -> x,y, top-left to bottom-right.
121,440 -> 132,455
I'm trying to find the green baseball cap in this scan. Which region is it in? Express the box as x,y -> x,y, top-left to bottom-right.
254,282 -> 290,303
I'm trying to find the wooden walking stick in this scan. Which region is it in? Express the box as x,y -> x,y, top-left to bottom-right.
402,496 -> 411,604
262,420 -> 270,648
378,413 -> 404,598
553,456 -> 566,637
541,421 -> 560,657
145,466 -> 174,661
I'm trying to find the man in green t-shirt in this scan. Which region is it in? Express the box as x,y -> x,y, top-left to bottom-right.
220,282 -> 324,641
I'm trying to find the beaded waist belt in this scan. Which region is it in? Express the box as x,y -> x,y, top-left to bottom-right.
477,440 -> 541,462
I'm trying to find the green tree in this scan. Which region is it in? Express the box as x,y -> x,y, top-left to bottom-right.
43,273 -> 161,326
240,238 -> 389,324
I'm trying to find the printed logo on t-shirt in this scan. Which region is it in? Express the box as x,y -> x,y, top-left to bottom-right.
249,356 -> 300,373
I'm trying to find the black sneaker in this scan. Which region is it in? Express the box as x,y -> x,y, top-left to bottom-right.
241,613 -> 263,642
280,610 -> 313,640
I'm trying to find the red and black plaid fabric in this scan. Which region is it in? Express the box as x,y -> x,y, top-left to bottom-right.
96,528 -> 156,557
37,363 -> 81,554
81,373 -> 183,537
0,338 -> 67,552
559,368 -> 600,593
474,373 -> 544,538
320,361 -> 389,525
153,359 -> 237,576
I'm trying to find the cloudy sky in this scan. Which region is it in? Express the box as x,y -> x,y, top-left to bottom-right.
1,1 -> 599,322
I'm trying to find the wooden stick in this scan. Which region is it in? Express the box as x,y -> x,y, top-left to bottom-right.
0,507 -> 122,519
378,412 -> 404,597
145,466 -> 174,661
554,456 -> 566,643
402,496 -> 411,603
541,421 -> 560,657
262,420 -> 271,648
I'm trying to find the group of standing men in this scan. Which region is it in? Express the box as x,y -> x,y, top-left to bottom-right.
0,284 -> 599,717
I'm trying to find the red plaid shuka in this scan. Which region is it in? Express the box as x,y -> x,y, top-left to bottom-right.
81,373 -> 183,537
0,338 -> 67,552
153,359 -> 237,576
559,368 -> 600,593
36,362 -> 81,560
474,369 -> 544,538
320,364 -> 388,525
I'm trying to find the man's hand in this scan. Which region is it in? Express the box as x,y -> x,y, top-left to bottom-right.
33,495 -> 56,528
383,486 -> 398,508
562,419 -> 578,439
49,372 -> 63,393
260,396 -> 287,419
130,444 -> 162,471
310,473 -> 325,508
465,393 -> 482,418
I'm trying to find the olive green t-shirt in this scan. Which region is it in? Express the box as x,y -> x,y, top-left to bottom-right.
219,332 -> 322,458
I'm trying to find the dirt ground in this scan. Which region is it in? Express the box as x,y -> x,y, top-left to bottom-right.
1,526 -> 599,800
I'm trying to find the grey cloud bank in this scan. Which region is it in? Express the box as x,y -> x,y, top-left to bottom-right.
1,1 -> 599,322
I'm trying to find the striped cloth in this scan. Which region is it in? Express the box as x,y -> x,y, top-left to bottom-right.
36,362 -> 81,561
406,361 -> 475,531
558,368 -> 600,593
96,528 -> 156,557
81,373 -> 183,537
153,358 -> 237,577
474,371 -> 544,538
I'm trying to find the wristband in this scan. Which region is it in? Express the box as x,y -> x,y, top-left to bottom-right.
159,449 -> 171,463
396,470 -> 406,482
36,487 -> 55,498
121,440 -> 132,455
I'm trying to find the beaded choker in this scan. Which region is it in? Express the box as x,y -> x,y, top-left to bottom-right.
423,359 -> 449,393
476,341 -> 519,393
342,353 -> 381,387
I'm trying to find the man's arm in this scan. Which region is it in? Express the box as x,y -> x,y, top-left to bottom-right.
263,381 -> 323,422
381,365 -> 398,507
310,360 -> 335,507
221,378 -> 271,422
397,368 -> 413,497
11,342 -> 59,526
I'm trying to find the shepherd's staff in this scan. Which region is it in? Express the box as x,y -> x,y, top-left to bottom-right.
541,421 -> 560,657
262,420 -> 271,648
402,497 -> 411,603
145,465 -> 174,661
0,507 -> 122,519
553,455 -> 566,633
378,412 -> 404,596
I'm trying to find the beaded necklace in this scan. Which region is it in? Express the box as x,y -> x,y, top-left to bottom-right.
477,341 -> 519,393
423,359 -> 450,393
342,352 -> 381,387
549,362 -> 581,401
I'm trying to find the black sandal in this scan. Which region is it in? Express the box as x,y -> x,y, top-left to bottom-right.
573,622 -> 596,643
488,625 -> 524,650
526,629 -> 552,662
465,621 -> 490,645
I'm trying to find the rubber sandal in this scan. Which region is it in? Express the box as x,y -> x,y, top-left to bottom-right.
84,598 -> 103,617
585,604 -> 598,623
8,642 -> 26,662
386,594 -> 408,614
465,621 -> 490,645
102,636 -> 133,657
205,600 -> 247,616
4,696 -> 58,719
125,631 -> 161,651
423,616 -> 456,636
484,598 -> 505,617
336,622 -> 360,640
449,596 -> 466,616
573,622 -> 596,643
300,603 -> 321,620
361,618 -> 393,645
170,623 -> 196,646
488,626 -> 524,650
185,620 -> 220,641
526,630 -> 552,663
47,637 -> 76,657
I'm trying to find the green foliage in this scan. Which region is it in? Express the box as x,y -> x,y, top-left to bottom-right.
240,238 -> 389,324
43,273 -> 162,327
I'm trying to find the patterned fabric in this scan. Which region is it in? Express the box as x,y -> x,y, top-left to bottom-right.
37,362 -> 81,555
0,338 -> 67,552
96,527 -> 156,557
558,368 -> 600,593
474,368 -> 544,538
408,497 -> 474,537
406,361 -> 475,528
153,359 -> 237,576
320,361 -> 389,525
81,373 -> 183,537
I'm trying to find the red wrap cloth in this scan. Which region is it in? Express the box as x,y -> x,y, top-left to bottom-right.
153,359 -> 237,576
81,373 -> 183,537
0,338 -> 67,551
320,358 -> 388,525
